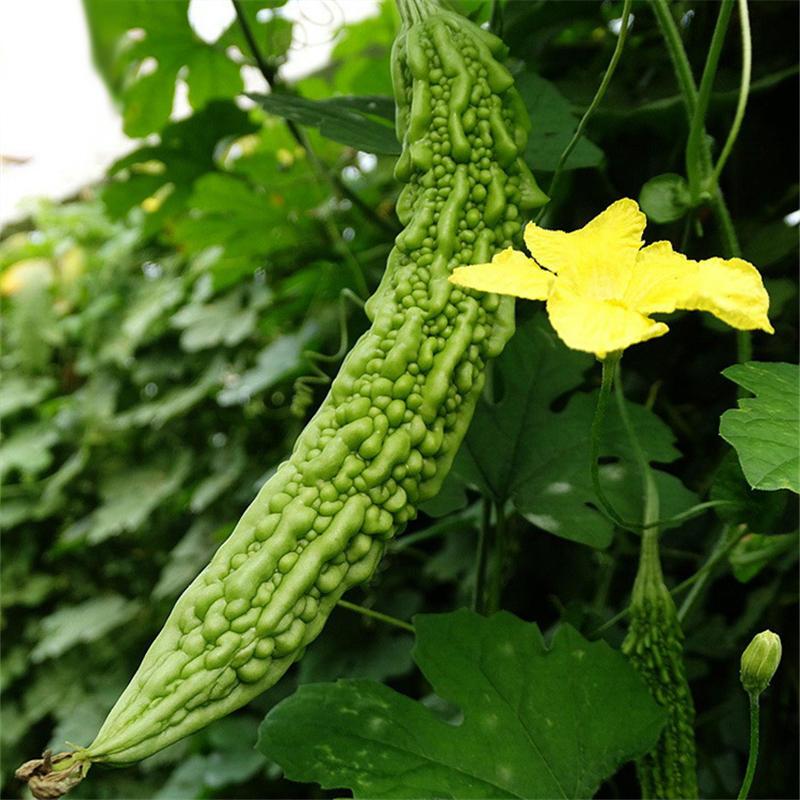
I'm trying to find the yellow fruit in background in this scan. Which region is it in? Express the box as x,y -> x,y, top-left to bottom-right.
57,245 -> 86,285
0,258 -> 53,296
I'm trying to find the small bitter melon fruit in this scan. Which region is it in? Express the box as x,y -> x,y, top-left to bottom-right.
622,531 -> 699,799
17,0 -> 546,795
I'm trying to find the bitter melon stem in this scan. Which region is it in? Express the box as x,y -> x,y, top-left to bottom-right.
15,752 -> 91,800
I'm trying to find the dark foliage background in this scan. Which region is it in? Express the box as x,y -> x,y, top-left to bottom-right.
1,1 -> 797,798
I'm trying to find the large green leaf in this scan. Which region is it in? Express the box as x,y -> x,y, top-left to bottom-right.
455,313 -> 696,548
719,362 -> 799,492
258,610 -> 665,799
0,376 -> 55,419
112,359 -> 225,429
216,327 -> 316,406
31,595 -> 140,662
60,455 -> 191,546
170,287 -> 268,353
83,0 -> 242,136
516,71 -> 604,171
0,424 -> 59,481
710,450 -> 791,534
101,102 -> 256,235
250,93 -> 400,154
171,172 -> 315,268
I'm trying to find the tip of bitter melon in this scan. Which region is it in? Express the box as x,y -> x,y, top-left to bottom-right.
15,750 -> 91,800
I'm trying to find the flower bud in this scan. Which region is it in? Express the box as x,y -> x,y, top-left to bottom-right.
740,630 -> 782,696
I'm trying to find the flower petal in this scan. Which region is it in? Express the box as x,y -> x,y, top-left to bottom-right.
523,198 -> 646,300
449,247 -> 554,300
546,283 -> 668,359
625,240 -> 696,313
630,241 -> 774,333
691,256 -> 774,333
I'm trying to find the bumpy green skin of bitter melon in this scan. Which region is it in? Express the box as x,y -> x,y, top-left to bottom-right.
622,539 -> 699,799
41,0 -> 546,773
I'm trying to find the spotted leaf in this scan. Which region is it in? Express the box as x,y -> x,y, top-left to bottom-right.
258,609 -> 665,799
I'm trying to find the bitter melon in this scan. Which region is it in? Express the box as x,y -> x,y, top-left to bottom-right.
622,530 -> 699,799
17,0 -> 546,795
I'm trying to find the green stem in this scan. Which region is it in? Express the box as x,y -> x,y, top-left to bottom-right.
473,498 -> 492,613
537,0 -> 632,221
487,501 -> 506,613
712,0 -> 752,184
737,693 -> 760,799
686,0 -> 735,201
678,523 -> 734,622
590,357 -> 720,533
650,0 -> 753,364
590,353 -> 629,528
231,0 -> 277,83
391,512 -> 473,552
613,360 -> 660,533
336,599 -> 415,634
590,524 -> 746,638
650,0 -> 699,115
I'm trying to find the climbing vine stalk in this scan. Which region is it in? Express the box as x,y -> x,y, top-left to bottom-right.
537,0 -> 633,221
712,0 -> 752,184
685,0 -> 735,202
649,0 -> 754,363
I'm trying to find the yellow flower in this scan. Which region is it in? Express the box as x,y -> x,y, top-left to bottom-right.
449,198 -> 774,359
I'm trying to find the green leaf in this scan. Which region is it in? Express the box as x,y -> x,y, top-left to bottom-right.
258,610 -> 665,799
153,519 -> 218,600
113,358 -> 224,429
85,0 -> 244,137
0,498 -> 38,529
37,448 -> 91,519
99,278 -> 186,364
61,454 -> 191,546
153,755 -> 208,800
190,442 -> 247,513
216,327 -> 316,406
184,46 -> 243,111
172,172 -> 315,266
202,748 -> 266,790
419,469 -> 470,517
729,532 -> 798,583
743,218 -> 800,267
456,313 -> 694,548
0,375 -> 55,419
0,424 -> 59,481
101,102 -> 256,233
719,362 -> 799,492
31,595 -> 140,662
170,288 -> 266,353
319,2 -> 396,97
710,450 -> 790,534
2,573 -> 64,608
122,55 -> 183,139
250,93 -> 400,154
638,173 -> 691,223
516,71 -> 604,171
